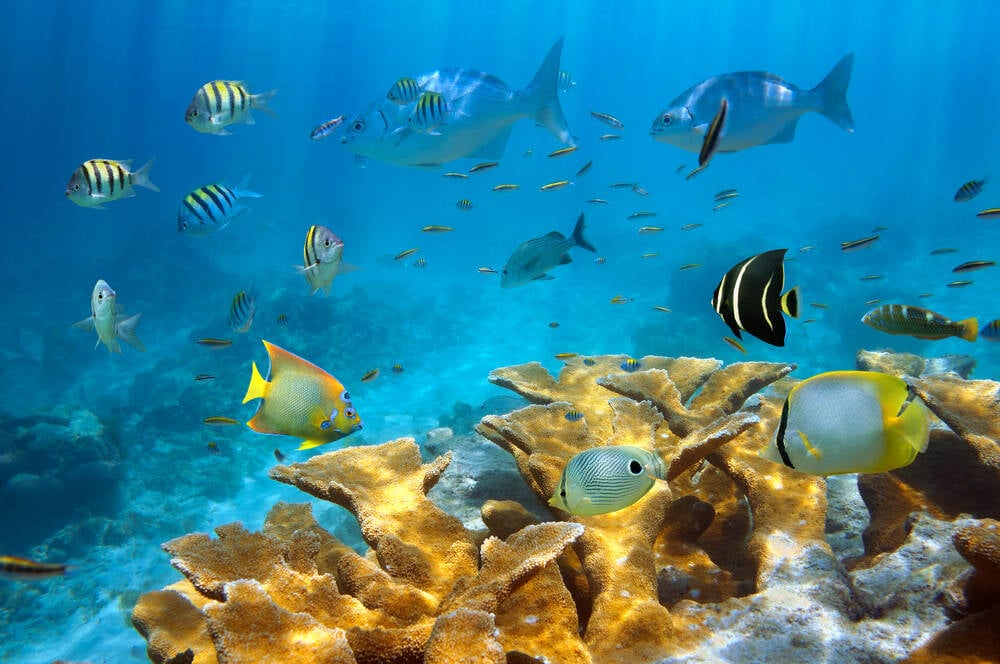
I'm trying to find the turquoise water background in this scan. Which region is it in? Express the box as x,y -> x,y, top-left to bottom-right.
1,1 -> 998,661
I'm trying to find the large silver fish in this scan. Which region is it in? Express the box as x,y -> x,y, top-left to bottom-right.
501,213 -> 596,288
73,279 -> 144,353
341,38 -> 572,167
650,53 -> 854,154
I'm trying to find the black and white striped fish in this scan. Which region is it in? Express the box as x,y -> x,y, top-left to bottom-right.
65,159 -> 159,208
185,80 -> 277,135
712,248 -> 800,347
229,288 -> 256,333
409,91 -> 466,135
386,77 -> 422,104
177,174 -> 261,236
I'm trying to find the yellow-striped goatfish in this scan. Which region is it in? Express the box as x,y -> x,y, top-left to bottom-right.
65,159 -> 158,208
185,80 -> 277,135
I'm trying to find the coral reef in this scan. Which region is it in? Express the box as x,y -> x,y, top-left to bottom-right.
133,352 -> 1000,663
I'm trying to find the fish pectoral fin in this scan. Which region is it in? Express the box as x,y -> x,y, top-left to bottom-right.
72,317 -> 95,331
337,263 -> 362,274
800,432 -> 823,459
558,253 -> 573,265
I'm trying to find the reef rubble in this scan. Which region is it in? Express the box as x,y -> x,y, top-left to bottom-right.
132,352 -> 1000,663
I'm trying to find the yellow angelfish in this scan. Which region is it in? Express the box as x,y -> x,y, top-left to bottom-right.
242,340 -> 362,450
549,445 -> 664,516
760,370 -> 929,476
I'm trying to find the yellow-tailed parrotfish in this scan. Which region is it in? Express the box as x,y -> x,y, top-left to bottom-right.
760,370 -> 929,476
242,340 -> 362,450
549,445 -> 664,516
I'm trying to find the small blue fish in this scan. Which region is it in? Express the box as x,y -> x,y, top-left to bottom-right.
582,358 -> 596,366
650,53 -> 854,154
178,174 -> 261,236
565,410 -> 584,422
620,358 -> 641,372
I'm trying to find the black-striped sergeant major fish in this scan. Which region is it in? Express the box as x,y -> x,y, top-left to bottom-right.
954,178 -> 986,202
590,110 -> 624,129
981,320 -> 1000,341
953,260 -> 995,273
862,304 -> 977,341
0,555 -> 71,581
576,160 -> 593,176
65,159 -> 159,208
386,77 -> 422,104
469,161 -> 499,174
229,288 -> 256,333
276,314 -> 290,327
698,97 -> 728,167
492,184 -> 519,192
976,208 -> 1000,219
540,180 -> 573,191
414,258 -> 428,268
185,80 -> 276,135
410,91 -> 461,135
548,146 -> 578,158
178,174 -> 261,236
207,441 -> 220,454
391,363 -> 405,374
840,235 -> 879,252
395,248 -> 419,260
594,256 -> 607,264
558,70 -> 576,92
310,115 -> 345,140
456,199 -> 473,210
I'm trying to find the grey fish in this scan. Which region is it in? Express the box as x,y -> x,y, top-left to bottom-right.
501,213 -> 596,288
341,39 -> 571,167
650,53 -> 854,154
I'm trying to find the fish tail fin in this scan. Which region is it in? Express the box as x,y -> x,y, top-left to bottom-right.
232,173 -> 263,199
571,213 -> 596,253
959,317 -> 979,342
132,159 -> 160,192
242,361 -> 268,404
116,313 -> 146,351
781,286 -> 800,318
812,53 -> 855,133
523,37 -> 572,145
251,89 -> 278,118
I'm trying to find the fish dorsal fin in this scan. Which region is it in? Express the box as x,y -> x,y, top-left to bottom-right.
262,340 -> 328,380
544,231 -> 565,240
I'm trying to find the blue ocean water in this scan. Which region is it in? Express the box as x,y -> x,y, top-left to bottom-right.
1,1 -> 998,661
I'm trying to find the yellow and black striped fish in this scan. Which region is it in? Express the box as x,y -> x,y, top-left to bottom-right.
456,199 -> 473,210
386,77 -> 422,104
410,92 -> 453,135
229,289 -> 256,333
65,159 -> 159,208
185,80 -> 277,135
178,175 -> 261,236
954,178 -> 986,203
0,555 -> 70,581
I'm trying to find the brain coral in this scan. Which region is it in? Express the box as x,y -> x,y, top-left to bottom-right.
133,352 -> 1000,663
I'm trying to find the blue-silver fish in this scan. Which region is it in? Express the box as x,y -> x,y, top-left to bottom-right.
342,38 -> 572,167
650,53 -> 854,154
177,174 -> 261,236
501,213 -> 596,288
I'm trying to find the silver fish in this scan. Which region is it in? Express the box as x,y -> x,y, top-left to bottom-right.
73,279 -> 144,353
342,39 -> 572,167
650,53 -> 854,154
501,213 -> 596,288
296,225 -> 359,296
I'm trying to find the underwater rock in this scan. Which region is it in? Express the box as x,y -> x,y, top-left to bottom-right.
132,352 -> 1000,663
855,348 -> 977,379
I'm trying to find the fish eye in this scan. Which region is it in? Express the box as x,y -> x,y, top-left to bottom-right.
344,406 -> 357,419
191,109 -> 198,117
352,120 -> 365,132
661,114 -> 672,126
341,390 -> 351,402
324,239 -> 333,247
629,460 -> 643,474
73,184 -> 80,191
560,489 -> 566,497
